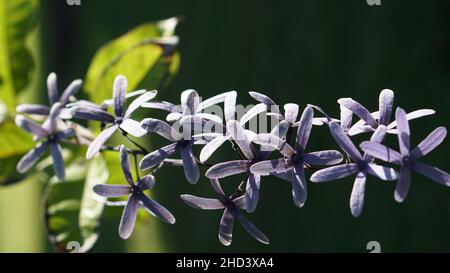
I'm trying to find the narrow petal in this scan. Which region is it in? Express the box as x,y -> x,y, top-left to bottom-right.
394,166 -> 411,203
329,121 -> 363,162
141,118 -> 181,141
338,98 -> 378,128
284,103 -> 299,124
366,164 -> 398,181
60,79 -> 82,104
71,106 -> 115,123
291,166 -> 307,208
102,89 -> 146,107
137,175 -> 156,190
245,174 -> 261,213
387,109 -> 436,129
252,133 -> 294,157
45,102 -> 62,133
180,195 -> 225,210
119,118 -> 147,137
250,159 -> 292,176
180,115 -> 225,134
248,91 -> 277,107
16,104 -> 50,116
15,115 -> 48,138
412,161 -> 450,187
166,112 -> 183,122
310,164 -> 359,182
181,145 -> 200,184
295,106 -> 313,153
124,91 -> 157,118
199,135 -> 230,163
395,107 -> 410,156
348,124 -> 375,136
360,141 -> 402,164
206,160 -> 252,179
270,120 -> 290,139
139,143 -> 179,170
17,141 -> 49,173
378,89 -> 394,125
303,150 -> 343,166
119,145 -> 134,186
227,120 -> 255,160
411,127 -> 447,159
113,75 -> 127,117
350,172 -> 367,218
340,105 -> 353,132
232,207 -> 270,245
139,194 -> 176,224
224,91 -> 237,122
93,184 -> 130,197
141,101 -> 177,112
181,89 -> 199,115
239,103 -> 267,125
119,195 -> 139,239
198,91 -> 232,112
51,142 -> 65,181
363,125 -> 387,161
47,73 -> 58,104
219,209 -> 234,246
86,125 -> 118,159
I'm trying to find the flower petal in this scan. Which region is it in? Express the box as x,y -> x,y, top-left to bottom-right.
224,91 -> 237,122
387,109 -> 436,129
141,101 -> 177,112
181,89 -> 199,116
113,75 -> 127,117
227,120 -> 255,160
71,106 -> 115,123
17,141 -> 49,173
250,159 -> 291,176
51,142 -> 65,181
86,125 -> 118,159
137,175 -> 156,190
284,103 -> 299,124
47,73 -> 58,104
206,160 -> 252,179
394,166 -> 411,203
119,145 -> 134,186
366,164 -> 398,181
219,208 -> 234,246
310,164 -> 359,182
411,127 -> 447,159
395,107 -> 410,156
199,135 -> 230,163
291,166 -> 307,208
245,174 -> 261,213
252,133 -> 294,157
329,121 -> 363,162
44,102 -> 62,133
363,125 -> 387,161
239,103 -> 267,125
295,106 -> 313,153
181,145 -> 200,184
270,120 -> 290,139
232,206 -> 270,245
141,118 -> 181,141
340,104 -> 353,132
16,104 -> 50,116
139,143 -> 179,170
180,115 -> 225,134
248,91 -> 277,107
350,172 -> 367,218
378,89 -> 394,125
60,79 -> 82,104
198,91 -> 233,112
338,98 -> 378,128
139,194 -> 176,224
15,115 -> 48,138
360,141 -> 402,164
210,178 -> 226,197
119,194 -> 139,239
124,91 -> 157,118
303,150 -> 343,166
412,161 -> 450,187
119,118 -> 147,137
180,195 -> 225,210
93,184 -> 130,197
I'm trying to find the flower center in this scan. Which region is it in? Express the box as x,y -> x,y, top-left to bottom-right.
402,156 -> 412,166
115,116 -> 123,124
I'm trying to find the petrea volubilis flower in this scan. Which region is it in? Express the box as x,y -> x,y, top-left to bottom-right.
16,103 -> 73,181
71,75 -> 156,159
310,122 -> 398,217
181,178 -> 269,246
251,106 -> 343,208
360,107 -> 450,203
93,145 -> 175,239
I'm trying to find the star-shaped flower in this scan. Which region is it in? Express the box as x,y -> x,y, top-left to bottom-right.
250,106 -> 343,208
16,73 -> 82,119
339,89 -> 435,136
70,75 -> 156,159
16,103 -> 73,181
93,145 -> 175,239
360,107 -> 450,202
310,122 -> 398,217
180,178 -> 269,246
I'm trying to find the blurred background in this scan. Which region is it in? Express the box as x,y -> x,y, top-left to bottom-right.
1,0 -> 450,252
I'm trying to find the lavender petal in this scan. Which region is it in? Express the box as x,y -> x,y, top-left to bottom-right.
219,209 -> 234,246
16,104 -> 50,116
250,159 -> 292,176
47,73 -> 58,104
140,143 -> 179,170
227,120 -> 255,160
411,127 -> 447,159
139,194 -> 176,224
119,118 -> 147,137
199,135 -> 230,163
360,141 -> 402,164
387,109 -> 436,129
86,125 -> 118,159
60,79 -> 82,104
248,91 -> 277,107
340,105 -> 353,132
180,195 -> 225,210
233,207 -> 270,245
119,194 -> 139,239
17,141 -> 49,173
206,160 -> 252,179
198,91 -> 234,111
181,89 -> 199,116
303,150 -> 343,166
71,106 -> 115,123
329,121 -> 363,162
137,175 -> 156,190
366,164 -> 398,181
284,103 -> 299,124
119,145 -> 134,186
350,172 -> 367,218
239,103 -> 267,125
363,125 -> 387,161
141,101 -> 177,112
412,161 -> 450,187
93,184 -> 131,197
245,174 -> 261,213
181,145 -> 200,184
124,91 -> 157,118
141,118 -> 181,141
252,133 -> 295,158
291,166 -> 307,208
310,164 -> 359,182
224,91 -> 237,122
295,106 -> 313,153
51,142 -> 65,181
113,75 -> 127,117
15,115 -> 48,138
338,98 -> 378,128
394,166 -> 411,203
378,89 -> 394,125
395,107 -> 410,156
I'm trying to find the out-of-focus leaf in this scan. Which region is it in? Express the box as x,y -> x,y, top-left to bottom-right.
84,17 -> 180,104
0,0 -> 39,110
44,156 -> 108,253
0,100 -> 6,123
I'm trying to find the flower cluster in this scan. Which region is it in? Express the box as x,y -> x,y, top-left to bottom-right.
15,73 -> 450,246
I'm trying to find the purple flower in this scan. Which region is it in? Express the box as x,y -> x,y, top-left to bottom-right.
93,145 -> 175,239
70,75 -> 156,159
339,89 -> 435,136
360,107 -> 450,203
16,103 -> 73,181
250,106 -> 343,208
180,178 -> 269,246
16,73 -> 82,119
310,122 -> 398,217
139,118 -> 201,184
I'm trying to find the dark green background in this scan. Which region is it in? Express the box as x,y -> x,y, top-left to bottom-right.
38,0 -> 450,252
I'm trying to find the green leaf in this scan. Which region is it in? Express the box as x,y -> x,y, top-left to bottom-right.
44,156 -> 109,253
84,17 -> 180,104
0,0 -> 39,110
